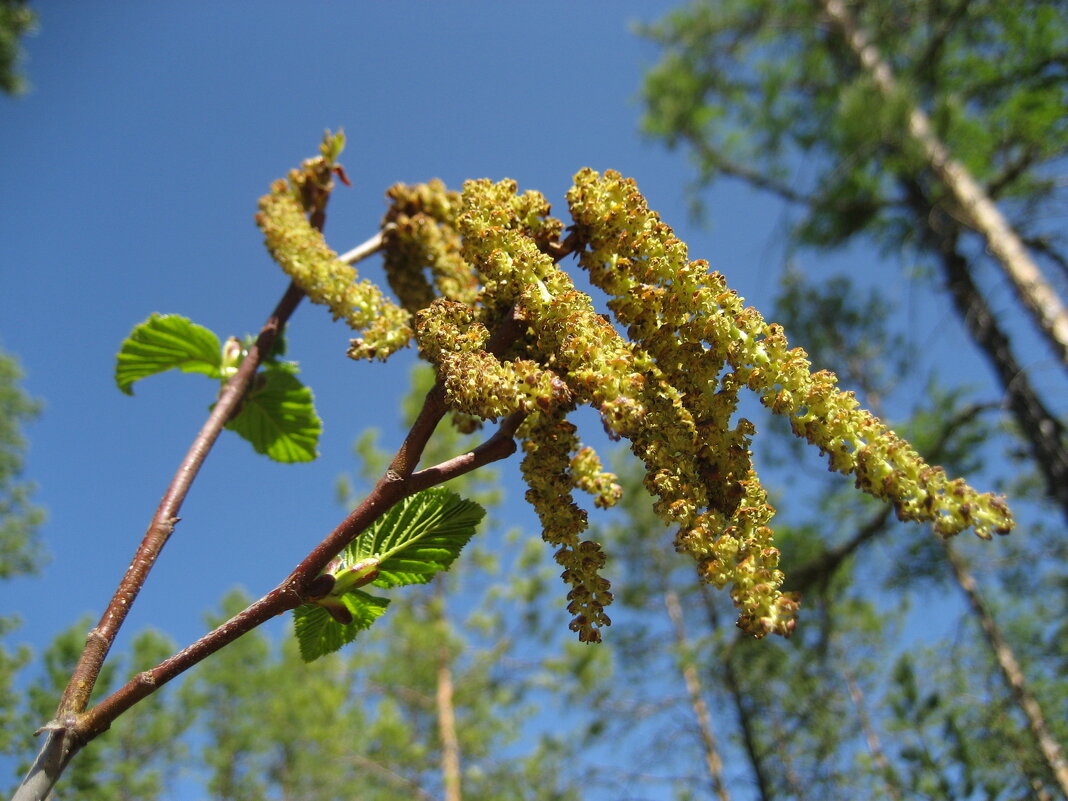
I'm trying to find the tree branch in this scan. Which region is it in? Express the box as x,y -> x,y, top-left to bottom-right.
904,179 -> 1068,523
73,406 -> 524,743
12,229 -> 384,801
944,542 -> 1068,798
821,0 -> 1068,371
664,590 -> 731,801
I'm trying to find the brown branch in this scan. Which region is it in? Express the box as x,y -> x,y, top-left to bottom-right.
435,584 -> 463,801
347,753 -> 438,801
698,583 -> 775,801
70,401 -> 526,746
944,542 -> 1068,798
387,384 -> 449,479
55,279 -> 307,722
388,302 -> 527,481
842,663 -> 904,801
14,226 -> 389,801
787,505 -> 892,593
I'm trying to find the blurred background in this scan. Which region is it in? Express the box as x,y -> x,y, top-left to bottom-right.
1,2 -> 1065,800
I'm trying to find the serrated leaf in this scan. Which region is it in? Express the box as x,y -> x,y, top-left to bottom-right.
115,313 -> 223,395
293,590 -> 389,662
225,367 -> 321,463
344,488 -> 485,587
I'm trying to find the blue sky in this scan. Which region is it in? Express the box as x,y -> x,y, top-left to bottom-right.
1,2 -> 1034,796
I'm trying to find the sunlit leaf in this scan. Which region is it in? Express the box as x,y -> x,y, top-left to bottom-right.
115,313 -> 222,395
344,488 -> 485,587
293,590 -> 389,662
226,367 -> 321,463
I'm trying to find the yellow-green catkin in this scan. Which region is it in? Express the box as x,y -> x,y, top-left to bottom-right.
564,167 -> 1012,636
256,167 -> 412,362
567,168 -> 1012,541
259,143 -> 1013,644
382,180 -> 480,311
519,411 -> 614,643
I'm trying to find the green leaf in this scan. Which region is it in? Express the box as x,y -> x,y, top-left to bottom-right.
225,367 -> 321,463
345,488 -> 485,587
319,128 -> 345,164
293,590 -> 389,662
290,489 -> 484,662
115,313 -> 223,395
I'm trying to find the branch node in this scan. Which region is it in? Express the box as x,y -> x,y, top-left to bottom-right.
136,671 -> 157,689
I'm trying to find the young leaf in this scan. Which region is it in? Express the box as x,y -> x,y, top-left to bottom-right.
291,490 -> 485,662
345,487 -> 485,587
115,313 -> 223,395
293,590 -> 389,662
225,367 -> 321,463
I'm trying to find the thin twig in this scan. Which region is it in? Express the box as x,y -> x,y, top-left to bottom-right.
14,224 -> 387,801
16,223 -> 566,800
76,405 -> 524,742
55,280 -> 306,721
338,230 -> 386,265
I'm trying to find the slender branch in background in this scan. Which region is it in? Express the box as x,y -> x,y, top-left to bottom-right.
691,138 -> 818,207
767,715 -> 808,801
842,663 -> 904,801
788,506 -> 892,592
904,180 -> 1068,523
664,590 -> 731,801
942,541 -> 1068,798
348,753 -> 438,801
698,582 -> 775,801
10,230 -> 383,801
435,584 -> 463,801
820,0 -> 1068,370
1031,777 -> 1055,801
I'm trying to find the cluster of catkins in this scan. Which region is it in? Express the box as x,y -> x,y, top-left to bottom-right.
258,147 -> 1014,643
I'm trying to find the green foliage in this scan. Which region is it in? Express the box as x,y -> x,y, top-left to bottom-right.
12,620 -> 191,800
293,591 -> 390,662
294,488 -> 485,661
350,487 -> 485,586
114,313 -> 223,394
114,313 -> 321,463
0,0 -> 35,96
0,347 -> 45,579
223,367 -> 320,462
638,0 -> 1068,255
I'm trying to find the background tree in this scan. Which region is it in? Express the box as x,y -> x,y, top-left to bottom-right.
639,0 -> 1068,517
636,1 -> 1068,797
0,349 -> 44,581
0,348 -> 45,769
0,0 -> 34,95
